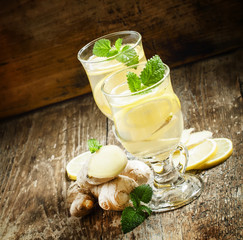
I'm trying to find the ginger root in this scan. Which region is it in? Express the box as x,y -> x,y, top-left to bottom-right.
67,182 -> 96,217
91,175 -> 138,211
67,159 -> 152,217
121,160 -> 152,185
77,145 -> 127,187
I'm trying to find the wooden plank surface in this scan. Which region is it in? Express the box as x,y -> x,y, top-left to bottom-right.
0,49 -> 242,240
0,0 -> 242,118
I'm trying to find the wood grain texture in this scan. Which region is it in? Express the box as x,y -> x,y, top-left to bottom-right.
0,49 -> 242,240
0,0 -> 242,118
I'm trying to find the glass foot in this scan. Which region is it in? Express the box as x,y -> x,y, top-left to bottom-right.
149,174 -> 203,212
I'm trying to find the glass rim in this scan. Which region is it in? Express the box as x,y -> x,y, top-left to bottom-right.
77,30 -> 142,64
101,62 -> 170,98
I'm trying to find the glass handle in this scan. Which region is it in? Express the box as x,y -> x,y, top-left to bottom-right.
171,143 -> 189,174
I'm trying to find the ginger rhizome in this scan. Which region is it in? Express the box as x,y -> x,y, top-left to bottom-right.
91,175 -> 138,211
67,182 -> 95,217
67,145 -> 152,217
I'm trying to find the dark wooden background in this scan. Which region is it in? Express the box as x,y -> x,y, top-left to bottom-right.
0,0 -> 242,118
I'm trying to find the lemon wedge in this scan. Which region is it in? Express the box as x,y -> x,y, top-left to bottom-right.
197,138 -> 233,169
66,151 -> 91,180
186,139 -> 217,170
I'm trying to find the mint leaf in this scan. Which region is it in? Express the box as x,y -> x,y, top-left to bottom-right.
115,38 -> 123,51
116,46 -> 139,67
130,192 -> 140,209
121,184 -> 153,234
126,55 -> 166,93
127,72 -> 141,92
121,207 -> 145,234
122,45 -> 130,51
88,139 -> 102,153
93,39 -> 111,57
92,38 -> 139,67
132,184 -> 153,204
140,55 -> 165,86
107,49 -> 119,57
137,205 -> 152,216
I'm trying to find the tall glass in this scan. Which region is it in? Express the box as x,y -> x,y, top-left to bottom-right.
101,62 -> 203,212
77,31 -> 146,119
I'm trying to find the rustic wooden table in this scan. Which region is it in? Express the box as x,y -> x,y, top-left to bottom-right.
0,49 -> 242,240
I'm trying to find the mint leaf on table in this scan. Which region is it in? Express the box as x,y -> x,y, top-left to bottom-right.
137,205 -> 152,216
132,184 -> 153,203
126,55 -> 165,93
121,184 -> 153,234
92,38 -> 139,67
130,192 -> 140,209
121,207 -> 146,234
88,139 -> 102,153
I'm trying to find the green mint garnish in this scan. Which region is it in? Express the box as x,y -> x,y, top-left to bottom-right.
93,39 -> 112,57
127,72 -> 141,92
127,55 -> 165,93
92,38 -> 139,67
115,45 -> 139,67
115,38 -> 123,51
88,139 -> 102,153
121,184 -> 153,234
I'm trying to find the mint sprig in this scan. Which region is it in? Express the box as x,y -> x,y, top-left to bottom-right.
121,184 -> 153,234
88,139 -> 102,153
93,39 -> 112,57
92,38 -> 139,67
127,55 -> 165,93
115,45 -> 139,67
127,72 -> 141,92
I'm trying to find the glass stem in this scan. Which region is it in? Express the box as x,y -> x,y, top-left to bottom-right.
153,158 -> 180,188
152,143 -> 188,188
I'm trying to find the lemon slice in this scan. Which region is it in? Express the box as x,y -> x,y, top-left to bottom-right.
114,94 -> 180,141
186,139 -> 217,170
66,151 -> 91,180
197,138 -> 233,169
186,130 -> 213,148
180,128 -> 194,145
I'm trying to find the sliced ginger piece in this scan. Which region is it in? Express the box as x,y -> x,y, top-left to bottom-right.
88,145 -> 128,179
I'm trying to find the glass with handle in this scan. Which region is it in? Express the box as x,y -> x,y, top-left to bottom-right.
101,62 -> 203,212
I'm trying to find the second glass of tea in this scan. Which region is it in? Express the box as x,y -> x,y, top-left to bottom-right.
77,31 -> 146,119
